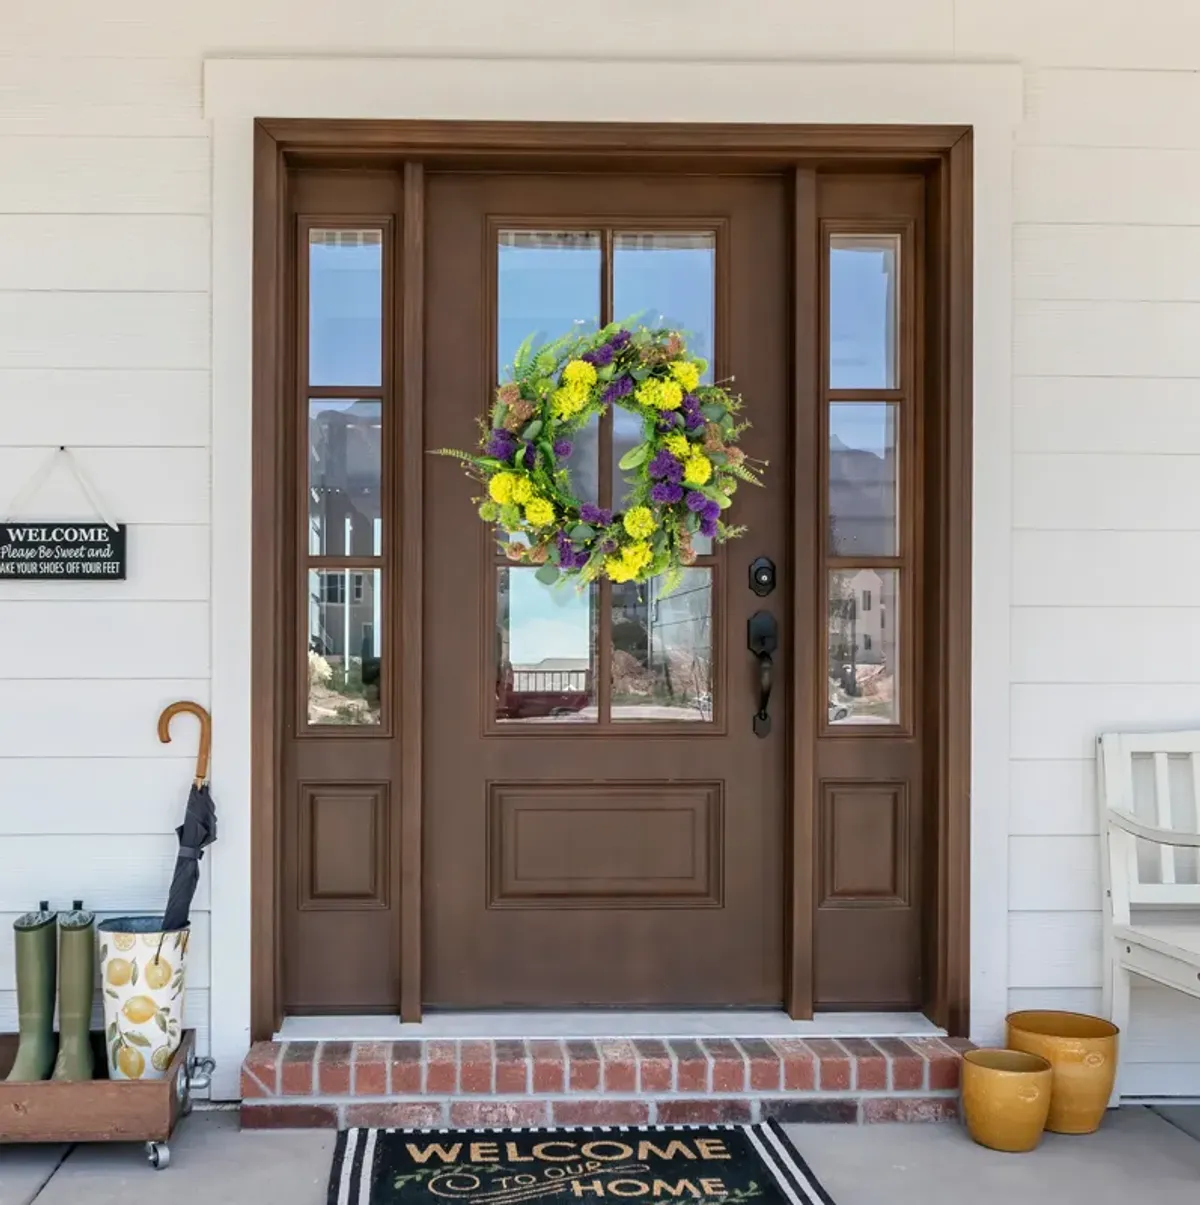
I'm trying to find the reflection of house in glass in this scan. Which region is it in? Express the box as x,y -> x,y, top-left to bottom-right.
828,569 -> 896,724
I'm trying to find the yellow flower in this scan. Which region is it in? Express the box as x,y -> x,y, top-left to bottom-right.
683,454 -> 712,485
488,473 -> 517,504
636,378 -> 684,411
662,433 -> 690,459
622,541 -> 653,572
510,477 -> 534,505
524,498 -> 555,527
561,359 -> 598,388
605,557 -> 637,583
623,506 -> 657,540
551,382 -> 589,418
670,360 -> 701,392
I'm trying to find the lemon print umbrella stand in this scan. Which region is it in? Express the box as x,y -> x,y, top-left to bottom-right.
98,702 -> 216,1081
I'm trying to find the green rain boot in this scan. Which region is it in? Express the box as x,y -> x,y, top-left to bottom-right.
4,903 -> 57,1082
52,901 -> 95,1082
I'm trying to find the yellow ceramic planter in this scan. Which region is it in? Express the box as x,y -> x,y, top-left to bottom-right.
961,1049 -> 1053,1153
1006,1010 -> 1119,1134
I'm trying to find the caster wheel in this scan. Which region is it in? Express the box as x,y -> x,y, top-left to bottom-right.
180,1092 -> 194,1116
146,1141 -> 171,1170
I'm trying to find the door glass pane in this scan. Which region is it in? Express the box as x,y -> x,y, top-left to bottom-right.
307,569 -> 382,726
828,569 -> 898,725
829,234 -> 899,390
613,232 -> 716,548
828,402 -> 898,557
498,231 -> 601,505
496,567 -> 598,723
308,399 -> 382,557
612,569 -> 713,722
309,229 -> 383,387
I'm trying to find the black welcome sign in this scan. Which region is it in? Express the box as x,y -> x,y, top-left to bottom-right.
0,522 -> 127,581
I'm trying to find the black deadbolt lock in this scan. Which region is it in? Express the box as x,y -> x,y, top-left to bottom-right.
749,556 -> 776,597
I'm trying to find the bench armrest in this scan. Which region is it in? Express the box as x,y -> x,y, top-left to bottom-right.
1107,807 -> 1200,848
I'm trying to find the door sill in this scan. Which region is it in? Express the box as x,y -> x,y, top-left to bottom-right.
274,1009 -> 943,1042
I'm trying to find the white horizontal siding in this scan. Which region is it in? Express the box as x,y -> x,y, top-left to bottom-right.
1015,300 -> 1200,378
1013,379 -> 1200,455
0,913 -> 210,989
0,448 -> 209,524
1013,454 -> 1200,531
1011,608 -> 1200,684
0,137 -> 209,214
1010,911 -> 1103,988
0,527 -> 209,602
1016,147 -> 1200,225
0,835 -> 210,912
1012,685 -> 1200,760
1010,759 -> 1095,836
1013,531 -> 1200,606
0,292 -> 209,370
0,602 -> 208,678
0,57 -> 205,138
1015,226 -> 1200,302
0,758 -> 204,834
0,216 -> 209,291
0,369 -> 209,447
0,680 -> 209,758
1010,835 -> 1100,911
1021,69 -> 1200,150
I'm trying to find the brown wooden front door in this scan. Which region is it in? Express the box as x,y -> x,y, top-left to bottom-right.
424,174 -> 789,1006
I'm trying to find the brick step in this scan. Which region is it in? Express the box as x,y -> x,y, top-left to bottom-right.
240,1036 -> 970,1128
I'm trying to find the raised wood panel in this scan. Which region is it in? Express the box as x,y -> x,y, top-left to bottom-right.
0,527 -> 210,603
298,783 -> 389,910
1016,147 -> 1200,225
0,602 -> 208,679
1009,910 -> 1103,988
0,216 -> 209,292
0,449 -> 210,525
1015,300 -> 1200,379
819,783 -> 909,907
1014,378 -> 1200,456
1009,835 -> 1100,912
1012,608 -> 1200,685
0,136 -> 210,214
0,369 -> 210,446
0,679 -> 209,758
1013,454 -> 1200,532
487,781 -> 723,909
1015,225 -> 1200,303
1010,759 -> 1097,836
0,292 -> 209,370
0,57 -> 204,137
1011,684 -> 1200,760
0,834 -> 210,912
1021,69 -> 1200,149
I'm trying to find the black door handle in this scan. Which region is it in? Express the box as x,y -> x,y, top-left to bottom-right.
747,611 -> 778,738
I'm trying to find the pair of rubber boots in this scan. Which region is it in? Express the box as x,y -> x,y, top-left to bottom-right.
4,901 -> 95,1082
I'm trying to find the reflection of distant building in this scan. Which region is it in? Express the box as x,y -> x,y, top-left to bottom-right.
829,432 -> 896,556
309,399 -> 382,557
309,570 -> 381,662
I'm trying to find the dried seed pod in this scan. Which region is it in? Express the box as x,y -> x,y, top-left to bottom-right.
527,544 -> 549,564
505,543 -> 525,561
497,382 -> 522,405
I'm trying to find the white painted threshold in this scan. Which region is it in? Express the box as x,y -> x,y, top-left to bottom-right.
276,1010 -> 944,1042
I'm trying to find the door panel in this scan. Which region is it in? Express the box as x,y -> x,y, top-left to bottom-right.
423,173 -> 789,1006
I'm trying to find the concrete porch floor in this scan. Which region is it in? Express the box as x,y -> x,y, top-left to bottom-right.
2,1107 -> 1198,1205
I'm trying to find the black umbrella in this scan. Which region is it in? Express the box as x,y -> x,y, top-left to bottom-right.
158,702 -> 217,933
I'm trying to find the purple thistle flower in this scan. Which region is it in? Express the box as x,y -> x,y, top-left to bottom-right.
682,392 -> 701,413
664,458 -> 683,485
656,416 -> 676,433
601,375 -> 634,405
648,450 -> 680,480
684,410 -> 705,432
583,342 -> 615,368
685,491 -> 708,513
553,438 -> 573,458
484,428 -> 517,459
609,329 -> 632,350
701,499 -> 721,523
700,516 -> 719,540
650,482 -> 684,504
521,443 -> 537,469
580,503 -> 613,527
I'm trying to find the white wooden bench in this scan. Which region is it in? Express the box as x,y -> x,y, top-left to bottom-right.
1099,731 -> 1200,1103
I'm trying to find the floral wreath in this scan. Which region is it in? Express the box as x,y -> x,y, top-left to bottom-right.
435,322 -> 763,588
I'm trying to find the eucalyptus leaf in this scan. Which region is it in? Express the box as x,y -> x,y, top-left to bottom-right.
652,532 -> 668,553
539,440 -> 555,465
570,524 -> 595,541
631,366 -> 650,382
598,363 -> 616,381
618,443 -> 650,470
522,419 -> 543,441
700,403 -> 726,422
534,564 -> 560,586
709,452 -> 729,465
711,491 -> 733,510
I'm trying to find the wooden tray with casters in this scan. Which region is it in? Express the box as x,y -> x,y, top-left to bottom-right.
0,1029 -> 212,1168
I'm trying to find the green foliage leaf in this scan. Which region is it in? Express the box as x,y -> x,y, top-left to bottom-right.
534,564 -> 560,586
100,944 -> 108,960
512,332 -> 535,372
700,403 -> 727,422
155,1013 -> 169,1033
570,524 -> 595,541
618,443 -> 650,470
130,960 -> 138,986
107,1021 -> 118,1042
522,419 -> 543,441
630,366 -> 650,382
539,440 -> 555,465
597,362 -> 616,381
126,1031 -> 152,1048
709,452 -> 729,465
106,988 -> 119,999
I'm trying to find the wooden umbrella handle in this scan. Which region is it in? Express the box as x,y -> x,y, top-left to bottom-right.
158,701 -> 212,785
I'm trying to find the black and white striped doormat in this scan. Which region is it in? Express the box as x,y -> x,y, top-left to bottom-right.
328,1122 -> 835,1205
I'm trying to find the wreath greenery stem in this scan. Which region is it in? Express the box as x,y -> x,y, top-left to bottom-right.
433,321 -> 765,591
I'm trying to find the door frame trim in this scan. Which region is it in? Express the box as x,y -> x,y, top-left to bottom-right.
249,120 -> 973,1039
